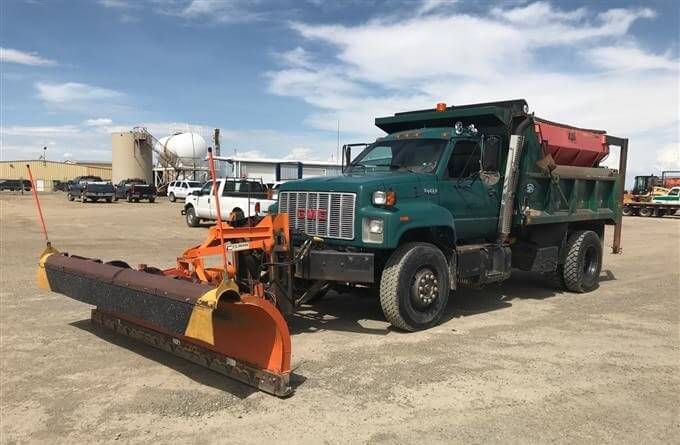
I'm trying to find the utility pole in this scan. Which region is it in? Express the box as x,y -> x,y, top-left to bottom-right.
214,129 -> 220,157
336,120 -> 340,172
43,146 -> 47,166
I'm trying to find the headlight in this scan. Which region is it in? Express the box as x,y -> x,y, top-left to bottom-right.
368,219 -> 383,234
372,190 -> 387,205
362,217 -> 384,243
372,190 -> 396,206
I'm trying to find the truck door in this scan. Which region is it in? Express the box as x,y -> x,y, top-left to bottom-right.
194,182 -> 213,218
437,139 -> 500,242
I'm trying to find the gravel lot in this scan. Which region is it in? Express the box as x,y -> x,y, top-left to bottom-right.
1,192 -> 678,444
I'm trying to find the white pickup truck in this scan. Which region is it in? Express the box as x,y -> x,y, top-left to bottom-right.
167,180 -> 203,202
182,178 -> 275,227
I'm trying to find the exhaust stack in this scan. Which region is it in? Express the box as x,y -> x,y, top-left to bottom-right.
497,116 -> 532,244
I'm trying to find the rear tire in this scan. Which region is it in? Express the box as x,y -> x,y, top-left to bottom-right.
105,197 -> 112,203
67,193 -> 74,201
543,266 -> 566,290
149,197 -> 155,203
622,205 -> 633,216
379,242 -> 450,331
127,193 -> 132,203
638,207 -> 653,217
169,192 -> 176,202
185,206 -> 200,227
562,230 -> 602,293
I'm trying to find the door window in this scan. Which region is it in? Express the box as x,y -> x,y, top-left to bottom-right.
445,141 -> 481,179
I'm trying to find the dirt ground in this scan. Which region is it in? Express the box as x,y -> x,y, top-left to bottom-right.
0,192 -> 678,444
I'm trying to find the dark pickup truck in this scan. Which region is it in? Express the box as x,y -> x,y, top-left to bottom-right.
67,176 -> 115,203
0,179 -> 31,191
114,178 -> 156,203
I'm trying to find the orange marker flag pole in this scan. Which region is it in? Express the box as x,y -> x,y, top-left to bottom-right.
26,164 -> 50,247
207,147 -> 229,273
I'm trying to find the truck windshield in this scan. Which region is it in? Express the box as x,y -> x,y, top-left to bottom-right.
349,138 -> 447,173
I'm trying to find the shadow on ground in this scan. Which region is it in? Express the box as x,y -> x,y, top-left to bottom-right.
288,269 -> 617,336
69,319 -> 306,399
67,269 -> 614,397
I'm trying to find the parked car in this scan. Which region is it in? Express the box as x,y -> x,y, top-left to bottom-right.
182,178 -> 275,227
167,180 -> 203,202
114,178 -> 156,203
0,179 -> 31,191
67,176 -> 115,202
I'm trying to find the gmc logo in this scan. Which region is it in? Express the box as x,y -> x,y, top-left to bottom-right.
297,208 -> 327,221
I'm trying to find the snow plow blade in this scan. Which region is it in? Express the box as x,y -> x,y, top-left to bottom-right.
38,251 -> 292,396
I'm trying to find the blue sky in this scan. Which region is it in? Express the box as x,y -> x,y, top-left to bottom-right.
1,0 -> 678,180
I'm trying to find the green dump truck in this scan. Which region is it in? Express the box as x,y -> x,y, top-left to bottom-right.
276,100 -> 628,331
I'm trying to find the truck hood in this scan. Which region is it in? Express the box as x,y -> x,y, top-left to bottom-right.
279,172 -> 424,193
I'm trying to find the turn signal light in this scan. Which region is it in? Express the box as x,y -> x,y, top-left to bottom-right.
385,191 -> 397,206
436,102 -> 447,112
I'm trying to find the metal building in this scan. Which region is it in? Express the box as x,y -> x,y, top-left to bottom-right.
213,156 -> 341,185
0,160 -> 112,191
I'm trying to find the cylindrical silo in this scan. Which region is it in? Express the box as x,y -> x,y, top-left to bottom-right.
112,132 -> 153,184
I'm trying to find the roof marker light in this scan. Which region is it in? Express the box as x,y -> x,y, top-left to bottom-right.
436,102 -> 447,112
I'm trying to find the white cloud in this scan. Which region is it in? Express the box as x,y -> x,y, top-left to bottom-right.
98,0 -> 132,8
35,82 -> 125,113
85,118 -> 114,126
0,47 -> 56,66
0,125 -> 81,136
156,0 -> 265,24
268,1 -> 678,182
416,0 -> 459,16
654,142 -> 680,171
587,44 -> 679,71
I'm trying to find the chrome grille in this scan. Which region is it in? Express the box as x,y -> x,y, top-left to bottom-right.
279,191 -> 356,240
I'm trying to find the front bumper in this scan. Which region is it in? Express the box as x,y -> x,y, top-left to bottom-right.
296,249 -> 374,283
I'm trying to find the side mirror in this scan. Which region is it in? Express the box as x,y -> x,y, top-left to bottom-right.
482,136 -> 501,172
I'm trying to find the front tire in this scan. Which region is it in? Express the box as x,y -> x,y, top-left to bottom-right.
67,193 -> 74,201
562,230 -> 602,293
169,192 -> 176,202
622,205 -> 633,216
149,197 -> 155,203
185,206 -> 200,227
379,242 -> 450,331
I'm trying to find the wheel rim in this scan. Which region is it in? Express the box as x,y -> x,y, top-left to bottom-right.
187,210 -> 195,224
583,245 -> 599,281
410,267 -> 439,310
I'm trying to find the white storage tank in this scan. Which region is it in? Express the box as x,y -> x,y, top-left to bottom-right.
112,132 -> 153,184
156,132 -> 207,165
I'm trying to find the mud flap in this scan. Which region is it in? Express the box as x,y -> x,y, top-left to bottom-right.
40,253 -> 292,396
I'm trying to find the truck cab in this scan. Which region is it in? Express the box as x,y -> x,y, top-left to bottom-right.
652,186 -> 680,204
183,178 -> 276,227
276,100 -> 627,331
